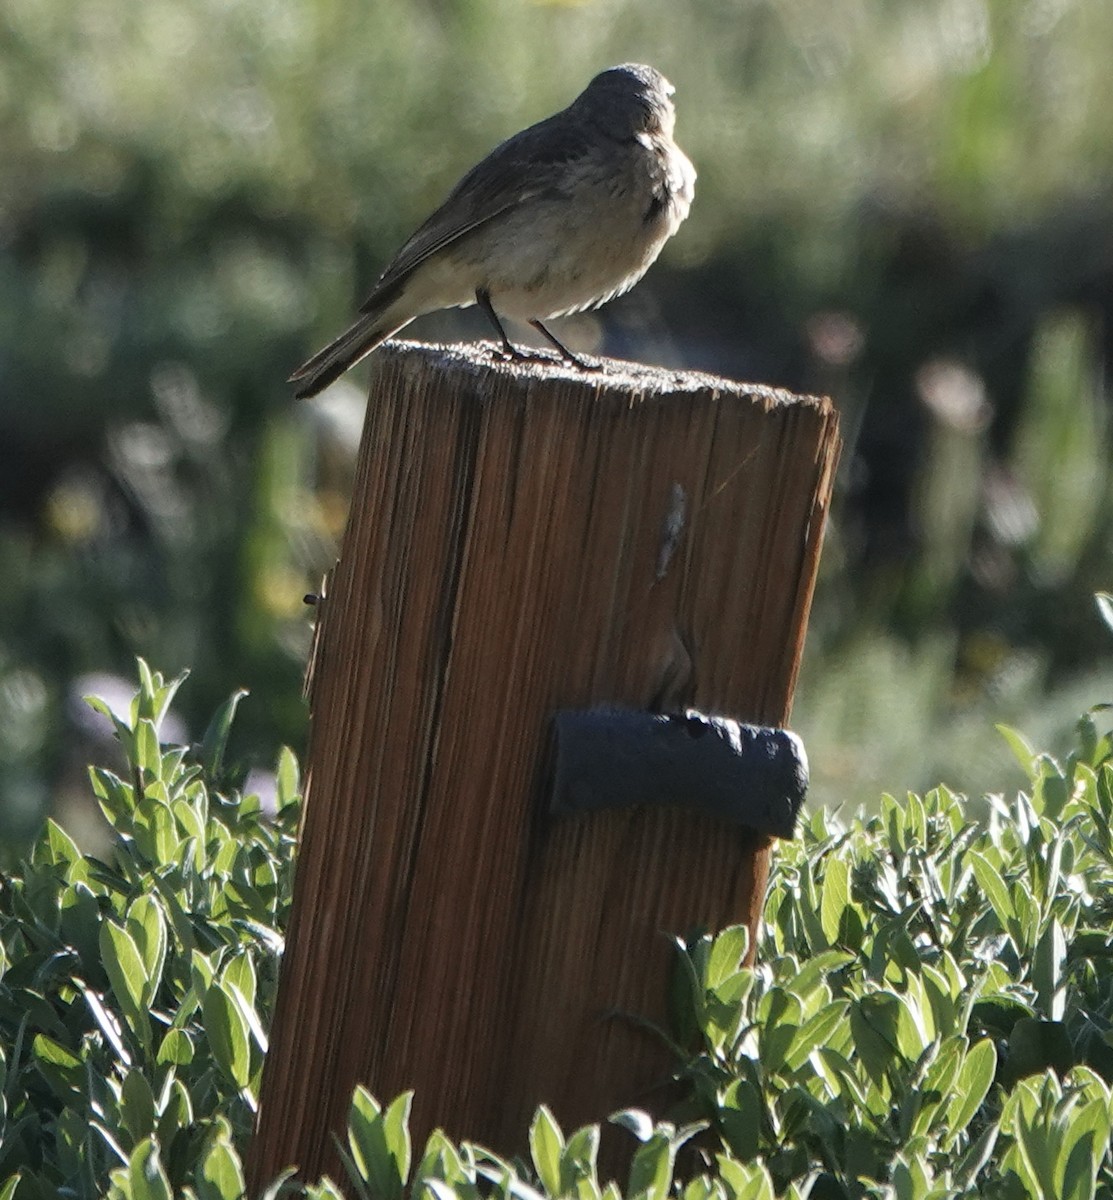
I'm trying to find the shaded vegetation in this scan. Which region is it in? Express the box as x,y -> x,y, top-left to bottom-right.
3,661 -> 1112,1196
1,0 -> 1113,829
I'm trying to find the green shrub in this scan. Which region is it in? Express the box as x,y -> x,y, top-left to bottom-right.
1,658 -> 1112,1198
0,662 -> 298,1197
674,771 -> 1113,1197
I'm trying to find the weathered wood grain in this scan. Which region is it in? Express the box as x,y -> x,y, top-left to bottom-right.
247,340 -> 840,1190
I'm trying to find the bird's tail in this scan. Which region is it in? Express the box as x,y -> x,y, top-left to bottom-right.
288,303 -> 410,399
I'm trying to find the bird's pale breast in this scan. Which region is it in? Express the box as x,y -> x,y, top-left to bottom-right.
451,132 -> 694,322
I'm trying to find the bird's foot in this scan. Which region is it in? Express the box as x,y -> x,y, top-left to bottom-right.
492,344 -> 560,367
556,348 -> 603,371
475,291 -> 601,371
494,345 -> 602,371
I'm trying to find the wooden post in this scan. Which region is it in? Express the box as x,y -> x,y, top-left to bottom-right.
247,340 -> 840,1190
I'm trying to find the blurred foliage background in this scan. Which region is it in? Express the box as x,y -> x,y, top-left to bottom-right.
2,0 -> 1112,844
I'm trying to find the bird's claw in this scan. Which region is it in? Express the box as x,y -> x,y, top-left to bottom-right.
498,347 -> 557,366
491,345 -> 601,372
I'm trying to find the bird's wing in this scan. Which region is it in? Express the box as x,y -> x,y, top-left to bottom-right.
359,113 -> 600,313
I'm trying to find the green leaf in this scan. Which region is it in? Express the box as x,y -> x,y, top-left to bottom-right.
32,1035 -> 84,1103
275,745 -> 301,809
381,1092 -> 413,1190
132,660 -> 188,731
99,920 -> 150,1047
120,1071 -> 157,1145
529,1106 -> 564,1196
1060,1097 -> 1110,1200
561,1124 -> 600,1193
682,1177 -> 717,1200
134,719 -> 163,779
850,992 -> 905,1084
125,1137 -> 173,1200
627,1133 -> 675,1200
127,896 -> 167,1009
718,1078 -> 761,1162
347,1088 -> 411,1200
784,949 -> 856,999
706,926 -> 749,988
736,1167 -> 775,1200
820,857 -> 851,946
891,1153 -> 933,1200
784,1000 -> 850,1071
91,765 -> 137,824
222,980 -> 268,1057
997,724 -> 1037,776
1033,755 -> 1070,820
171,796 -> 205,847
1012,1114 -> 1058,1199
912,1038 -> 962,1136
968,850 -> 1018,941
894,988 -> 932,1059
132,797 -> 180,867
222,954 -> 257,1009
134,658 -> 157,714
196,1128 -> 246,1200
1032,918 -> 1066,1020
415,1129 -> 471,1193
200,688 -> 249,777
86,694 -> 137,760
757,987 -> 803,1073
156,1078 -> 194,1148
944,1039 -> 996,1147
33,819 -> 83,870
954,1123 -> 999,1189
714,1156 -> 753,1200
203,983 -> 251,1089
191,949 -> 217,994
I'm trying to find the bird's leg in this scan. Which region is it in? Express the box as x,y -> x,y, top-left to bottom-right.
475,289 -> 549,364
530,319 -> 601,371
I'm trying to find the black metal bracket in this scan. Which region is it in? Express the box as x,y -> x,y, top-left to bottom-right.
551,708 -> 807,839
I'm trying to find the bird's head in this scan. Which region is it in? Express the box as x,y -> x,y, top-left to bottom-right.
575,63 -> 678,140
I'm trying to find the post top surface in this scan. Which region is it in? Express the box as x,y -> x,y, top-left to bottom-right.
375,338 -> 831,412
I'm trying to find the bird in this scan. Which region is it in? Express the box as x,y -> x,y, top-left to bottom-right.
289,63 -> 695,399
